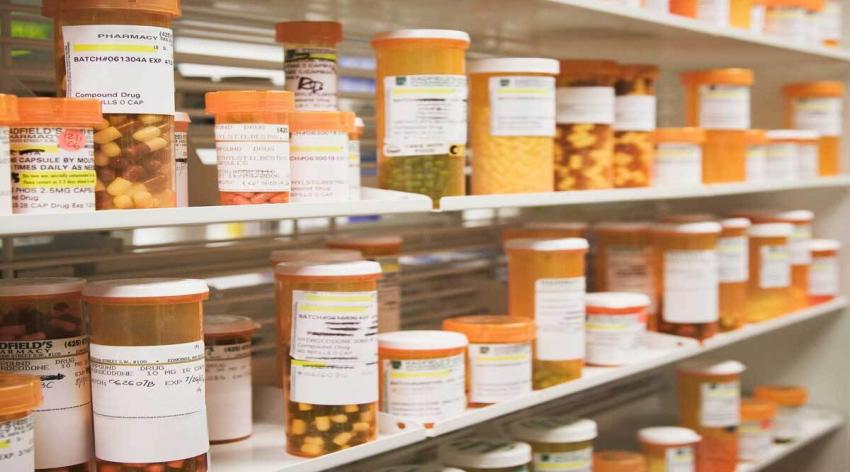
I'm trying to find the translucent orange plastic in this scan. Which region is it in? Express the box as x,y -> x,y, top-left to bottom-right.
809,244 -> 839,304
594,451 -> 647,472
719,224 -> 748,331
747,232 -> 792,322
678,369 -> 741,472
640,437 -> 700,472
501,223 -> 588,244
594,224 -> 657,328
783,82 -> 842,176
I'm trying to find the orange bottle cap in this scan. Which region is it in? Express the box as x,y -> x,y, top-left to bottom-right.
372,29 -> 471,49
681,68 -> 755,86
745,129 -> 769,145
341,111 -> 357,133
16,98 -> 102,127
442,315 -> 535,343
783,80 -> 845,98
289,110 -> 349,132
754,385 -> 808,406
204,315 -> 257,337
275,21 -> 343,45
327,235 -> 403,252
741,398 -> 777,421
43,0 -> 180,17
0,373 -> 42,416
0,94 -> 18,125
617,63 -> 660,80
205,90 -> 295,114
593,451 -> 647,472
653,127 -> 706,143
805,0 -> 826,11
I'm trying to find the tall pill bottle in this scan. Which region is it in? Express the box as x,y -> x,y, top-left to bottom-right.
0,373 -> 42,472
638,426 -> 701,472
204,315 -> 255,444
760,210 -> 814,310
0,94 -> 18,216
509,417 -> 597,472
289,111 -> 350,203
783,81 -> 844,176
174,111 -> 190,207
746,223 -> 793,321
275,21 -> 343,111
808,239 -> 840,303
594,222 -> 657,327
502,222 -> 588,243
718,218 -> 751,331
614,64 -> 659,188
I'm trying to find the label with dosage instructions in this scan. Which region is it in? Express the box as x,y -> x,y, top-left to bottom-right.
746,145 -> 767,182
700,381 -> 740,427
654,143 -> 703,186
0,127 -> 9,215
718,236 -> 748,283
760,245 -> 791,289
790,224 -> 812,265
532,446 -> 592,471
291,360 -> 378,405
556,87 -> 615,124
586,312 -> 644,365
534,277 -> 585,360
0,415 -> 34,471
290,290 -> 378,363
697,0 -> 731,25
489,76 -> 556,137
606,245 -> 657,312
174,129 -> 188,207
381,353 -> 465,422
739,419 -> 772,461
663,250 -> 719,323
284,46 -> 338,110
205,342 -> 252,441
468,342 -> 532,403
766,143 -> 796,181
290,130 -> 349,202
799,143 -> 819,179
793,97 -> 842,136
698,85 -> 750,129
614,95 -> 656,131
665,446 -> 696,472
215,124 -> 290,193
810,256 -> 839,296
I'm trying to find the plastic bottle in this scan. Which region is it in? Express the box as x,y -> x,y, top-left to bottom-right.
0,94 -> 18,216
0,373 -> 43,472
275,21 -> 343,110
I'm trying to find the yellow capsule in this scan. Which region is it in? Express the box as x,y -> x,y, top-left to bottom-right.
133,126 -> 162,142
106,177 -> 132,196
132,191 -> 154,209
144,137 -> 169,152
94,126 -> 121,144
101,142 -> 122,158
304,436 -> 324,445
314,416 -> 330,431
94,119 -> 110,131
333,432 -> 352,446
343,405 -> 359,413
300,443 -> 323,456
112,194 -> 133,209
298,403 -> 313,412
139,114 -> 162,125
94,151 -> 110,167
290,419 -> 307,435
330,414 -> 348,424
352,422 -> 370,432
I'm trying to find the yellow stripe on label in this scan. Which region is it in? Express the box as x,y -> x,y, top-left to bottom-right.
72,44 -> 157,53
478,354 -> 529,362
304,293 -> 373,303
291,359 -> 326,367
11,144 -> 59,153
299,304 -> 370,313
291,146 -> 346,153
17,171 -> 96,189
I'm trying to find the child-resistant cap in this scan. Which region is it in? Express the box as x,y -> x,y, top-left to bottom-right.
0,373 -> 43,416
378,330 -> 468,351
275,21 -> 343,44
204,315 -> 257,337
82,278 -> 209,301
638,426 -> 702,445
16,98 -> 102,127
510,417 -> 598,444
469,58 -> 560,75
205,90 -> 295,114
0,94 -> 18,125
0,277 -> 86,297
439,438 -> 532,469
443,315 -> 536,343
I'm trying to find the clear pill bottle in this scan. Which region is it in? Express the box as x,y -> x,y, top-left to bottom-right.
275,21 -> 343,111
744,129 -> 768,182
0,94 -> 18,216
0,373 -> 42,472
808,239 -> 840,303
509,417 -> 597,472
746,223 -> 793,321
174,111 -> 190,207
652,127 -> 706,187
585,292 -> 650,366
638,426 -> 701,472
614,64 -> 659,188
289,111 -> 351,203
738,398 -> 776,461
593,222 -> 657,326
754,385 -> 808,442
439,438 -> 533,472
594,450 -> 647,472
204,315 -> 255,444
783,80 -> 844,176
718,218 -> 751,331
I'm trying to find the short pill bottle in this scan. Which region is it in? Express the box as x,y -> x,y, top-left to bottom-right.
174,111 -> 191,207
502,222 -> 589,244
593,222 -> 657,326
614,64 -> 659,188
744,129 -> 768,182
738,398 -> 776,461
83,278 -> 210,471
348,115 -> 365,198
44,0 -> 181,211
505,238 -> 588,389
443,315 -> 535,406
764,130 -> 801,181
0,278 -> 92,472
439,438 -> 533,472
754,385 -> 808,442
594,450 -> 648,472
275,21 -> 343,111
469,57 -> 559,195
746,223 -> 793,321
275,261 -> 382,457
808,239 -> 840,304
10,97 -> 102,214
205,90 -> 296,205
783,81 -> 843,176
765,0 -> 810,42
637,426 -> 701,472
0,373 -> 42,472
289,111 -> 351,203
377,330 -> 468,427
651,127 -> 706,187
718,218 -> 751,331
509,417 -> 597,471
0,94 -> 18,216
204,315 -> 256,444
585,292 -> 650,366
555,60 -> 619,191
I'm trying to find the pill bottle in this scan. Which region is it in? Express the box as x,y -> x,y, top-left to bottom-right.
783,81 -> 844,176
205,90 -> 296,205
275,261 -> 382,457
0,373 -> 42,472
644,0 -> 671,12
764,130 -> 800,181
771,210 -> 814,309
204,315 -> 255,444
788,130 -> 821,179
594,450 -> 647,472
439,438 -> 533,472
0,278 -> 92,472
653,222 -> 722,341
765,0 -> 809,41
372,30 -> 470,206
443,315 -> 535,406
174,111 -> 190,207
275,21 -> 342,111
509,417 -> 597,471
469,58 -> 559,195
376,466 -> 465,472
10,98 -> 102,214
502,222 -> 589,243
289,110 -> 350,203
804,0 -> 826,44
753,385 -> 808,442
750,0 -> 769,31
671,0 -> 731,25
820,0 -> 842,46
744,129 -> 768,182
83,278 -> 210,470
0,94 -> 17,216
505,238 -> 589,389
585,292 -> 650,366
377,330 -> 467,426
746,223 -> 793,321
808,239 -> 840,303
349,115 -> 365,199
614,64 -> 659,188
738,398 -> 776,461
677,359 -> 745,472
718,218 -> 751,331
555,60 -> 618,191
651,127 -> 706,187
638,426 -> 701,472
45,0 -> 181,210
270,248 -> 363,268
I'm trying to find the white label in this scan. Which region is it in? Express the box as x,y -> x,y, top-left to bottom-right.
214,124 -> 290,193
663,250 -> 719,323
556,86 -> 615,124
750,5 -> 767,32
746,145 -> 767,182
291,360 -> 378,405
532,446 -> 592,471
697,0 -> 731,25
793,97 -> 842,136
290,130 -> 349,202
63,25 -> 174,114
653,143 -> 703,186
614,95 -> 656,131
798,143 -> 819,179
206,342 -> 252,442
606,245 -> 657,312
700,381 -> 740,427
718,236 -> 748,283
90,342 -> 208,463
774,406 -> 802,441
10,127 -> 95,214
823,1 -> 842,43
534,277 -> 586,360
790,224 -> 812,265
586,312 -> 644,366
0,416 -> 34,471
666,446 -> 696,472
174,130 -> 188,207
0,127 -> 9,216
759,245 -> 791,289
349,138 -> 361,197
810,256 -> 839,296
644,0 -> 670,12
284,46 -> 338,110
381,354 -> 465,423
383,75 -> 467,157
739,419 -> 772,461
291,290 -> 378,362
766,143 -> 797,181
489,76 -> 556,137
766,7 -> 809,43
698,85 -> 750,129
468,342 -> 532,403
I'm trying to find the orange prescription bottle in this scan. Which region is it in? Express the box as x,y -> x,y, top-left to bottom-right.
205,90 -> 295,205
469,58 -> 559,195
289,111 -> 351,203
270,248 -> 363,267
677,359 -> 745,472
765,0 -> 810,42
750,0 -> 769,32
744,129 -> 768,182
10,98 -> 102,214
0,94 -> 18,216
372,29 -> 470,205
349,116 -> 365,198
275,21 -> 343,111
820,0 -> 842,46
754,385 -> 808,442
439,438 -> 533,472
174,111 -> 190,207
0,373 -> 43,472
501,222 -> 589,243
738,398 -> 776,461
505,238 -> 589,389
613,64 -> 659,188
275,261 -> 382,457
808,239 -> 840,303
764,130 -> 801,181
443,315 -> 535,406
638,426 -> 702,472
746,223 -> 793,321
83,278 -> 210,471
594,450 -> 648,472
585,292 -> 650,366
783,81 -> 844,176
772,210 -> 814,309
377,330 -> 468,426
653,222 -> 722,341
651,127 -> 706,187
509,417 -> 597,471
718,218 -> 751,331
671,0 -> 748,26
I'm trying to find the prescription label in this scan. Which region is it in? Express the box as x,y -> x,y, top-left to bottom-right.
384,75 -> 468,157
0,415 -> 34,471
665,446 -> 696,472
90,341 -> 208,463
793,97 -> 842,136
697,0 -> 731,25
174,129 -> 188,207
606,245 -> 657,312
290,360 -> 377,405
291,290 -> 378,363
0,127 -> 9,216
290,130 -> 349,202
0,336 -> 92,469
700,381 -> 740,427
663,250 -> 719,323
739,420 -> 772,461
533,446 -> 592,471
718,236 -> 748,283
759,245 -> 791,289
468,342 -> 532,403
63,25 -> 175,115
534,277 -> 586,361
765,143 -> 796,181
489,76 -> 556,136
215,124 -> 290,193
654,143 -> 702,186
699,85 -> 750,129
349,138 -> 362,196
774,407 -> 802,440
790,224 -> 813,265
10,127 -> 96,214
206,342 -> 252,442
285,46 -> 338,111
746,145 -> 766,182
586,312 -> 644,365
810,256 -> 839,296
381,353 -> 465,423
556,86 -> 615,125
799,143 -> 819,179
615,95 -> 657,131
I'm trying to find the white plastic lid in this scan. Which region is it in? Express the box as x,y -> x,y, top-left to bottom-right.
721,217 -> 751,229
594,221 -> 652,232
376,466 -> 464,472
747,223 -> 794,238
810,239 -> 841,252
638,427 -> 702,446
379,330 -> 468,351
469,57 -> 559,75
767,129 -> 820,140
0,277 -> 86,297
677,359 -> 746,376
82,278 -> 209,299
504,238 -> 589,251
373,29 -> 471,44
509,417 -> 598,444
269,248 -> 362,264
653,222 -> 723,234
275,260 -> 382,277
326,235 -> 403,248
774,210 -> 815,223
439,438 -> 532,469
174,111 -> 191,123
204,315 -> 256,336
355,117 -> 365,128
586,292 -> 652,309
524,221 -> 588,231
